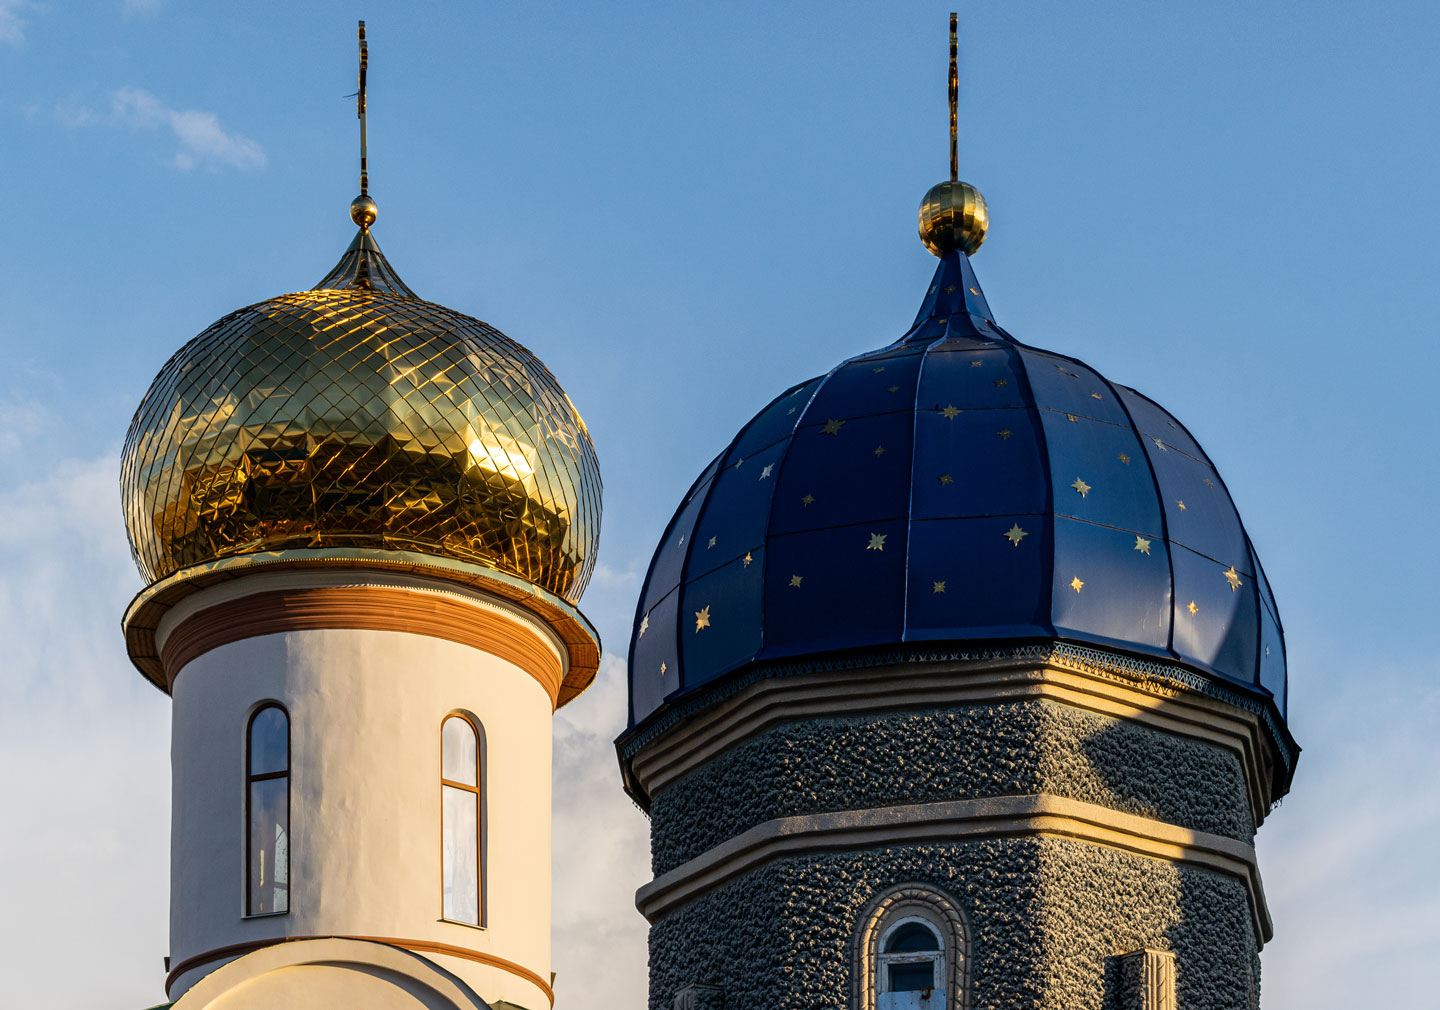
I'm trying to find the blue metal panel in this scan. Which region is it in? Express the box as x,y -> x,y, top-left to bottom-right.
1050,516 -> 1171,651
905,515 -> 1052,638
680,547 -> 766,691
759,519 -> 909,658
1169,543 -> 1260,685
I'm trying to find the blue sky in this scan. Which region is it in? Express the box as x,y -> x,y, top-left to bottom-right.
1,3 -> 1436,1007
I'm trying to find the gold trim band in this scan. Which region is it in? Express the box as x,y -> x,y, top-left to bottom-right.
635,793 -> 1272,945
166,934 -> 555,1006
160,584 -> 564,706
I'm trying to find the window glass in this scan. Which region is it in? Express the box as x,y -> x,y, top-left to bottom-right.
246,704 -> 289,916
248,777 -> 289,913
886,921 -> 940,952
442,717 -> 477,786
249,705 -> 288,776
888,962 -> 935,992
442,784 -> 479,924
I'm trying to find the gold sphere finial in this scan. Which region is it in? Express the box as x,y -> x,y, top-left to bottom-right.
919,180 -> 988,257
351,193 -> 378,229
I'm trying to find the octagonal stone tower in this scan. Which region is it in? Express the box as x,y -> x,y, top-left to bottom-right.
618,25 -> 1296,1010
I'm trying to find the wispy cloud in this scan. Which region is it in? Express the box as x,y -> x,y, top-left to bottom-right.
45,87 -> 266,172
110,87 -> 266,171
0,0 -> 28,45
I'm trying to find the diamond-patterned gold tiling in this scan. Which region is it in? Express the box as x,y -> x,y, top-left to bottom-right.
121,287 -> 601,602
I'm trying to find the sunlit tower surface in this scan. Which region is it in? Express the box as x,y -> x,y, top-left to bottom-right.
118,23 -> 602,1010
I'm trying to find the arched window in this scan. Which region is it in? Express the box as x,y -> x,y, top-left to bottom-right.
246,704 -> 289,916
878,919 -> 944,1005
855,885 -> 969,1010
441,714 -> 482,926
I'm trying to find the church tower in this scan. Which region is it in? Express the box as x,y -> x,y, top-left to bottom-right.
119,25 -> 601,1010
619,17 -> 1296,1010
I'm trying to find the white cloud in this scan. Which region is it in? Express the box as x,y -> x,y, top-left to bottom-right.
1257,662 -> 1440,1006
110,86 -> 266,172
552,652 -> 651,1008
0,436 -> 171,1009
0,0 -> 27,45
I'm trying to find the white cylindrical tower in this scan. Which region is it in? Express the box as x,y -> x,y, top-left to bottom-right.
119,175 -> 602,1008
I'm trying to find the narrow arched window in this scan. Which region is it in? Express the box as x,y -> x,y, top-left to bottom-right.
441,714 -> 482,926
855,886 -> 969,1010
878,919 -> 944,1006
246,704 -> 289,916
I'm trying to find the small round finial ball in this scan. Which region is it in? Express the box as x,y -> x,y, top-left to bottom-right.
350,194 -> 379,229
918,180 -> 988,257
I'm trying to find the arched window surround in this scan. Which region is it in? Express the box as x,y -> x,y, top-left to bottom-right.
440,711 -> 486,928
244,702 -> 290,918
854,884 -> 970,1010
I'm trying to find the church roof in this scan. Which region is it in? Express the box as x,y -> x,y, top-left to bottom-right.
624,247 -> 1287,742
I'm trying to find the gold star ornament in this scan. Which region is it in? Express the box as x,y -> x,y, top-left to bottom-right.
873,444 -> 887,457
707,536 -> 717,549
933,580 -> 946,594
1070,477 -> 1092,497
821,418 -> 846,436
638,614 -> 649,638
1070,576 -> 1084,593
694,605 -> 711,631
938,473 -> 954,486
940,404 -> 961,419
1224,567 -> 1244,592
660,660 -> 668,675
997,428 -> 1013,440
801,493 -> 815,507
743,552 -> 753,567
1187,601 -> 1198,616
867,533 -> 887,551
1134,536 -> 1151,555
789,574 -> 803,588
759,463 -> 774,480
1004,523 -> 1028,546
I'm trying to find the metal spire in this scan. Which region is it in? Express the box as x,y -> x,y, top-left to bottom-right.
350,21 -> 378,229
949,12 -> 958,182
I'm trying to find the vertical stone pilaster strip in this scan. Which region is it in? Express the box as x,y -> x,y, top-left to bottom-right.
1118,948 -> 1175,1010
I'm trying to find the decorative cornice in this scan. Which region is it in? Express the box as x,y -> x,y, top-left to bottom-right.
160,584 -> 565,705
618,641 -> 1297,807
165,933 -> 554,1006
635,793 -> 1272,946
123,548 -> 601,707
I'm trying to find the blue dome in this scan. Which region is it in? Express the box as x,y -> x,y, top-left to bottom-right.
627,250 -> 1286,734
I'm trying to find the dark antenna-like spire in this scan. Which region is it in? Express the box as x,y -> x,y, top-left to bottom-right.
350,20 -> 378,229
358,20 -> 369,197
949,11 -> 958,182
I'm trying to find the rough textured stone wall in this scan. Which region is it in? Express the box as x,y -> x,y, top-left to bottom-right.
646,838 -> 1259,1010
649,700 -> 1254,875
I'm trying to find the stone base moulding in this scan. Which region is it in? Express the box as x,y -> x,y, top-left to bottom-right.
166,934 -> 555,1007
635,793 -> 1271,945
624,653 -> 1288,830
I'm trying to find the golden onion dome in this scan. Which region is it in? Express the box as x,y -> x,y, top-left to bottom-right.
120,225 -> 602,603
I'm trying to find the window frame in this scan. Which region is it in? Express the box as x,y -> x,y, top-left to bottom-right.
877,915 -> 945,997
439,712 -> 485,928
244,702 -> 291,919
853,885 -> 969,1010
